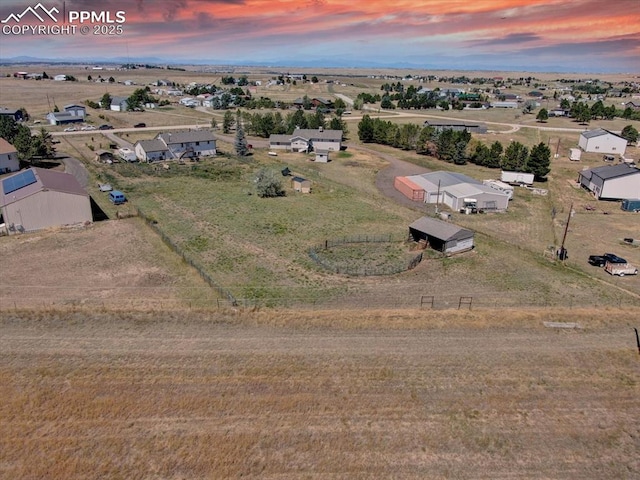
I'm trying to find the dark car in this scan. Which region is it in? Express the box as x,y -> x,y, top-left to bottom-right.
134,123 -> 146,128
98,124 -> 114,130
603,253 -> 627,264
588,255 -> 607,267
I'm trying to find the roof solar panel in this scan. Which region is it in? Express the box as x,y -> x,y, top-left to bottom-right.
2,169 -> 37,195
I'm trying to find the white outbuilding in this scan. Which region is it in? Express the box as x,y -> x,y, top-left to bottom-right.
578,128 -> 627,155
577,163 -> 640,200
402,171 -> 510,212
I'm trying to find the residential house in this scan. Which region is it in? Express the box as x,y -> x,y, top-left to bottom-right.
0,138 -> 20,174
110,96 -> 128,111
311,98 -> 333,109
63,104 -> 86,120
0,107 -> 24,122
157,130 -> 216,159
269,127 -> 343,152
578,128 -> 627,155
135,130 -> 217,162
179,97 -> 201,107
577,163 -> 640,200
134,139 -> 170,162
46,112 -> 84,125
624,101 -> 640,111
0,167 -> 92,233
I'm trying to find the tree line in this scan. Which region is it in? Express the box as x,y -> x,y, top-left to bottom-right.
357,115 -> 550,180
219,109 -> 348,139
0,116 -> 56,164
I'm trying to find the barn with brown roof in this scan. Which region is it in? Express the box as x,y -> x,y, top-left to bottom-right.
0,167 -> 92,233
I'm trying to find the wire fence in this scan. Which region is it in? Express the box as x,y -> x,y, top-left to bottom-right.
136,207 -> 239,306
308,234 -> 425,276
2,293 -> 639,312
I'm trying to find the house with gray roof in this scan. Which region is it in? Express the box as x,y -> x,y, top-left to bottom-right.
134,129 -> 216,162
0,167 -> 91,233
157,130 -> 216,159
46,111 -> 84,125
134,139 -> 169,162
63,104 -> 86,119
578,128 -> 627,155
110,96 -> 129,111
0,107 -> 24,122
577,163 -> 640,200
409,216 -> 474,255
269,127 -> 343,152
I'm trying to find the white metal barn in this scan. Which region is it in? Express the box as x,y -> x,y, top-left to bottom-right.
0,167 -> 92,233
405,171 -> 510,212
577,163 -> 640,200
578,128 -> 627,155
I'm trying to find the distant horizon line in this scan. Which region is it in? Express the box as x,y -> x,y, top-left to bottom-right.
0,56 -> 638,76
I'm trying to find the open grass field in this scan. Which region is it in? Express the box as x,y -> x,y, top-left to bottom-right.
1,308 -> 639,479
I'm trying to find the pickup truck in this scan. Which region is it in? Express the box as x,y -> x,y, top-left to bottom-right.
604,262 -> 638,276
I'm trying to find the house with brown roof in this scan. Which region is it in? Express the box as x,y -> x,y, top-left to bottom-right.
0,167 -> 92,233
0,138 -> 20,174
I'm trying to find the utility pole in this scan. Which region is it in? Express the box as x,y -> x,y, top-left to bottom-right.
557,202 -> 573,261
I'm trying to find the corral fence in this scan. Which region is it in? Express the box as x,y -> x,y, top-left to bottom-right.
136,207 -> 238,306
309,234 -> 424,276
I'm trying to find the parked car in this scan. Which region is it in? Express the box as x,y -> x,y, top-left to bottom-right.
134,123 -> 146,128
588,255 -> 607,267
98,183 -> 113,192
603,253 -> 627,264
63,127 -> 77,132
98,124 -> 114,130
108,190 -> 126,205
81,125 -> 96,131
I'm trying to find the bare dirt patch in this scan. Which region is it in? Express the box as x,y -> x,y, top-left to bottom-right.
0,218 -> 213,309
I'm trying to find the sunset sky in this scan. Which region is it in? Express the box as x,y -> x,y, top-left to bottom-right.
1,0 -> 639,72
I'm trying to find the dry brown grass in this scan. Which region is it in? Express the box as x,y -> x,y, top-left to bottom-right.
1,307 -> 639,479
0,218 -> 215,309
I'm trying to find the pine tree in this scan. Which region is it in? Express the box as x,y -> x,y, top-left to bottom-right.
234,110 -> 248,157
526,142 -> 551,180
222,110 -> 234,134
